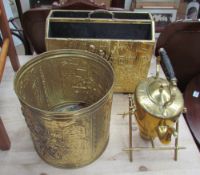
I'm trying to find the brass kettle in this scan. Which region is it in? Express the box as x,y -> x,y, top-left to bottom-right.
134,48 -> 185,144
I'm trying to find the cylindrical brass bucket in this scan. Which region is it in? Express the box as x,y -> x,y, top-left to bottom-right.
14,49 -> 114,168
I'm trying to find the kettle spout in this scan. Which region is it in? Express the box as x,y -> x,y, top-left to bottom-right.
157,124 -> 177,144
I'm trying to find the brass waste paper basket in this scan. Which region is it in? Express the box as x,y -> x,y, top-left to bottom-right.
14,50 -> 114,168
45,10 -> 155,93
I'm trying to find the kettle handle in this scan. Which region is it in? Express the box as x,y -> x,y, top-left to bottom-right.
159,48 -> 177,82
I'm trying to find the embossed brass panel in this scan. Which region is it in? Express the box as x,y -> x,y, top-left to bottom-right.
14,50 -> 114,168
45,10 -> 155,93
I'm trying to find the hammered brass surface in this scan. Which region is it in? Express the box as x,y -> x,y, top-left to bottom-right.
45,10 -> 155,93
134,63 -> 184,144
14,50 -> 114,168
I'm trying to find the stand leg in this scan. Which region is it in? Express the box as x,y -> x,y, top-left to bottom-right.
150,138 -> 155,148
128,94 -> 133,162
174,120 -> 179,161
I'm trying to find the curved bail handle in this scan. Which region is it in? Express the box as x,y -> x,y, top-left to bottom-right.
88,10 -> 114,19
159,48 -> 177,83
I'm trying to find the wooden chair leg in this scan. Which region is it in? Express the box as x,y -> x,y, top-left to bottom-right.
0,0 -> 20,71
15,0 -> 33,55
0,0 -> 17,151
0,117 -> 11,150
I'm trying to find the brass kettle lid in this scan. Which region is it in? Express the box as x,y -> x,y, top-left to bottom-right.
135,77 -> 184,119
